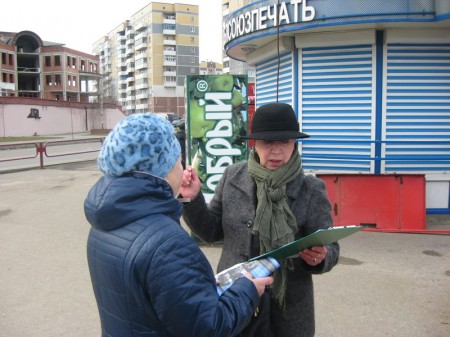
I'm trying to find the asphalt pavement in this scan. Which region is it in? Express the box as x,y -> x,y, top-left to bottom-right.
0,160 -> 449,337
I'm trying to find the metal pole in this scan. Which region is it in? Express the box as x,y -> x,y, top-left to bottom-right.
38,143 -> 45,169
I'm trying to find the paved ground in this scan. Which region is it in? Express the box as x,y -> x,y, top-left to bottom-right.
0,161 -> 449,337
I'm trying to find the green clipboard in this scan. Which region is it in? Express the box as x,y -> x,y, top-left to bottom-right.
249,224 -> 375,261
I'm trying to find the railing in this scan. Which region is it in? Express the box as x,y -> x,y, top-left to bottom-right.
0,138 -> 104,170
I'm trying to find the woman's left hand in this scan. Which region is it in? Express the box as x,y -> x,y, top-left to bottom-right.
298,246 -> 328,266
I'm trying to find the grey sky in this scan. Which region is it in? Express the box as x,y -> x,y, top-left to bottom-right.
2,0 -> 223,62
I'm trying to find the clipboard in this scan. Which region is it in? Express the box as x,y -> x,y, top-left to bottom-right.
249,224 -> 375,261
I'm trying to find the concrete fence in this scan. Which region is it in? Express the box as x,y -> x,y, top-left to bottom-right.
0,97 -> 126,137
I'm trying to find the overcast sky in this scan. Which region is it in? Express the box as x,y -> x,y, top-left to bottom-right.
2,0 -> 223,62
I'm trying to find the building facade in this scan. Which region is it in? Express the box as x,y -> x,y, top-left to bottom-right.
224,0 -> 450,213
0,30 -> 100,102
93,2 -> 199,117
199,61 -> 223,75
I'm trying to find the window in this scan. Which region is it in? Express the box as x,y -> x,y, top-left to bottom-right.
46,75 -> 52,85
55,74 -> 61,85
90,62 -> 97,73
1,53 -> 5,65
68,75 -> 76,86
9,54 -> 13,65
191,57 -> 195,63
164,76 -> 176,82
164,23 -> 176,31
67,56 -> 75,68
45,56 -> 51,67
54,55 -> 61,66
81,60 -> 86,71
2,73 -> 6,82
190,37 -> 195,43
190,27 -> 196,33
9,74 -> 13,82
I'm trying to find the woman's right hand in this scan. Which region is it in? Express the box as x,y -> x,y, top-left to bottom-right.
179,166 -> 201,199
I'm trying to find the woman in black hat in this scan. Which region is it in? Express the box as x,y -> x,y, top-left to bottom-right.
180,102 -> 340,337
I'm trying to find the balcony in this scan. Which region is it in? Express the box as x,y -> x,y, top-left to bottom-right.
164,71 -> 176,77
163,60 -> 176,67
163,39 -> 176,46
136,82 -> 148,90
135,31 -> 147,40
125,58 -> 134,67
135,72 -> 148,80
136,103 -> 149,110
135,52 -> 146,61
127,91 -> 136,99
126,46 -> 135,56
135,22 -> 147,31
126,28 -> 134,39
164,81 -> 177,87
163,18 -> 176,25
135,62 -> 148,71
116,43 -> 126,51
125,103 -> 136,110
163,49 -> 176,56
135,42 -> 147,51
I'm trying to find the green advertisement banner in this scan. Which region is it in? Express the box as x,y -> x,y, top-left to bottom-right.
186,75 -> 249,203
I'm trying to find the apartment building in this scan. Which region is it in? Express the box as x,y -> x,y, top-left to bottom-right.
221,0 -> 255,82
0,30 -> 100,102
93,2 -> 199,117
199,61 -> 223,75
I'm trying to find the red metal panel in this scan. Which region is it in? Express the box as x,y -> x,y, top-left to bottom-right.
398,175 -> 427,230
317,174 -> 427,232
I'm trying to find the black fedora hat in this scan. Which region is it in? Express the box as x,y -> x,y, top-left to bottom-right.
242,103 -> 309,140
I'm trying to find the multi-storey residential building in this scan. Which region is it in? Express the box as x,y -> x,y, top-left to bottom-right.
0,30 -> 100,102
222,0 -> 255,82
199,61 -> 223,75
93,2 -> 199,117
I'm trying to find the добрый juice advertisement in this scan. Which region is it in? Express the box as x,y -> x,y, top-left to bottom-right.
186,75 -> 249,203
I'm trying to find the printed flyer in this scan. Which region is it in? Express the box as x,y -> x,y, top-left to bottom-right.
186,75 -> 249,203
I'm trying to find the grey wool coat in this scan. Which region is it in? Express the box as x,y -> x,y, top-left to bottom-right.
183,162 -> 340,337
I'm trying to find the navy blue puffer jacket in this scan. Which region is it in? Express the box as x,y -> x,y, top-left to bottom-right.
84,172 -> 259,337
